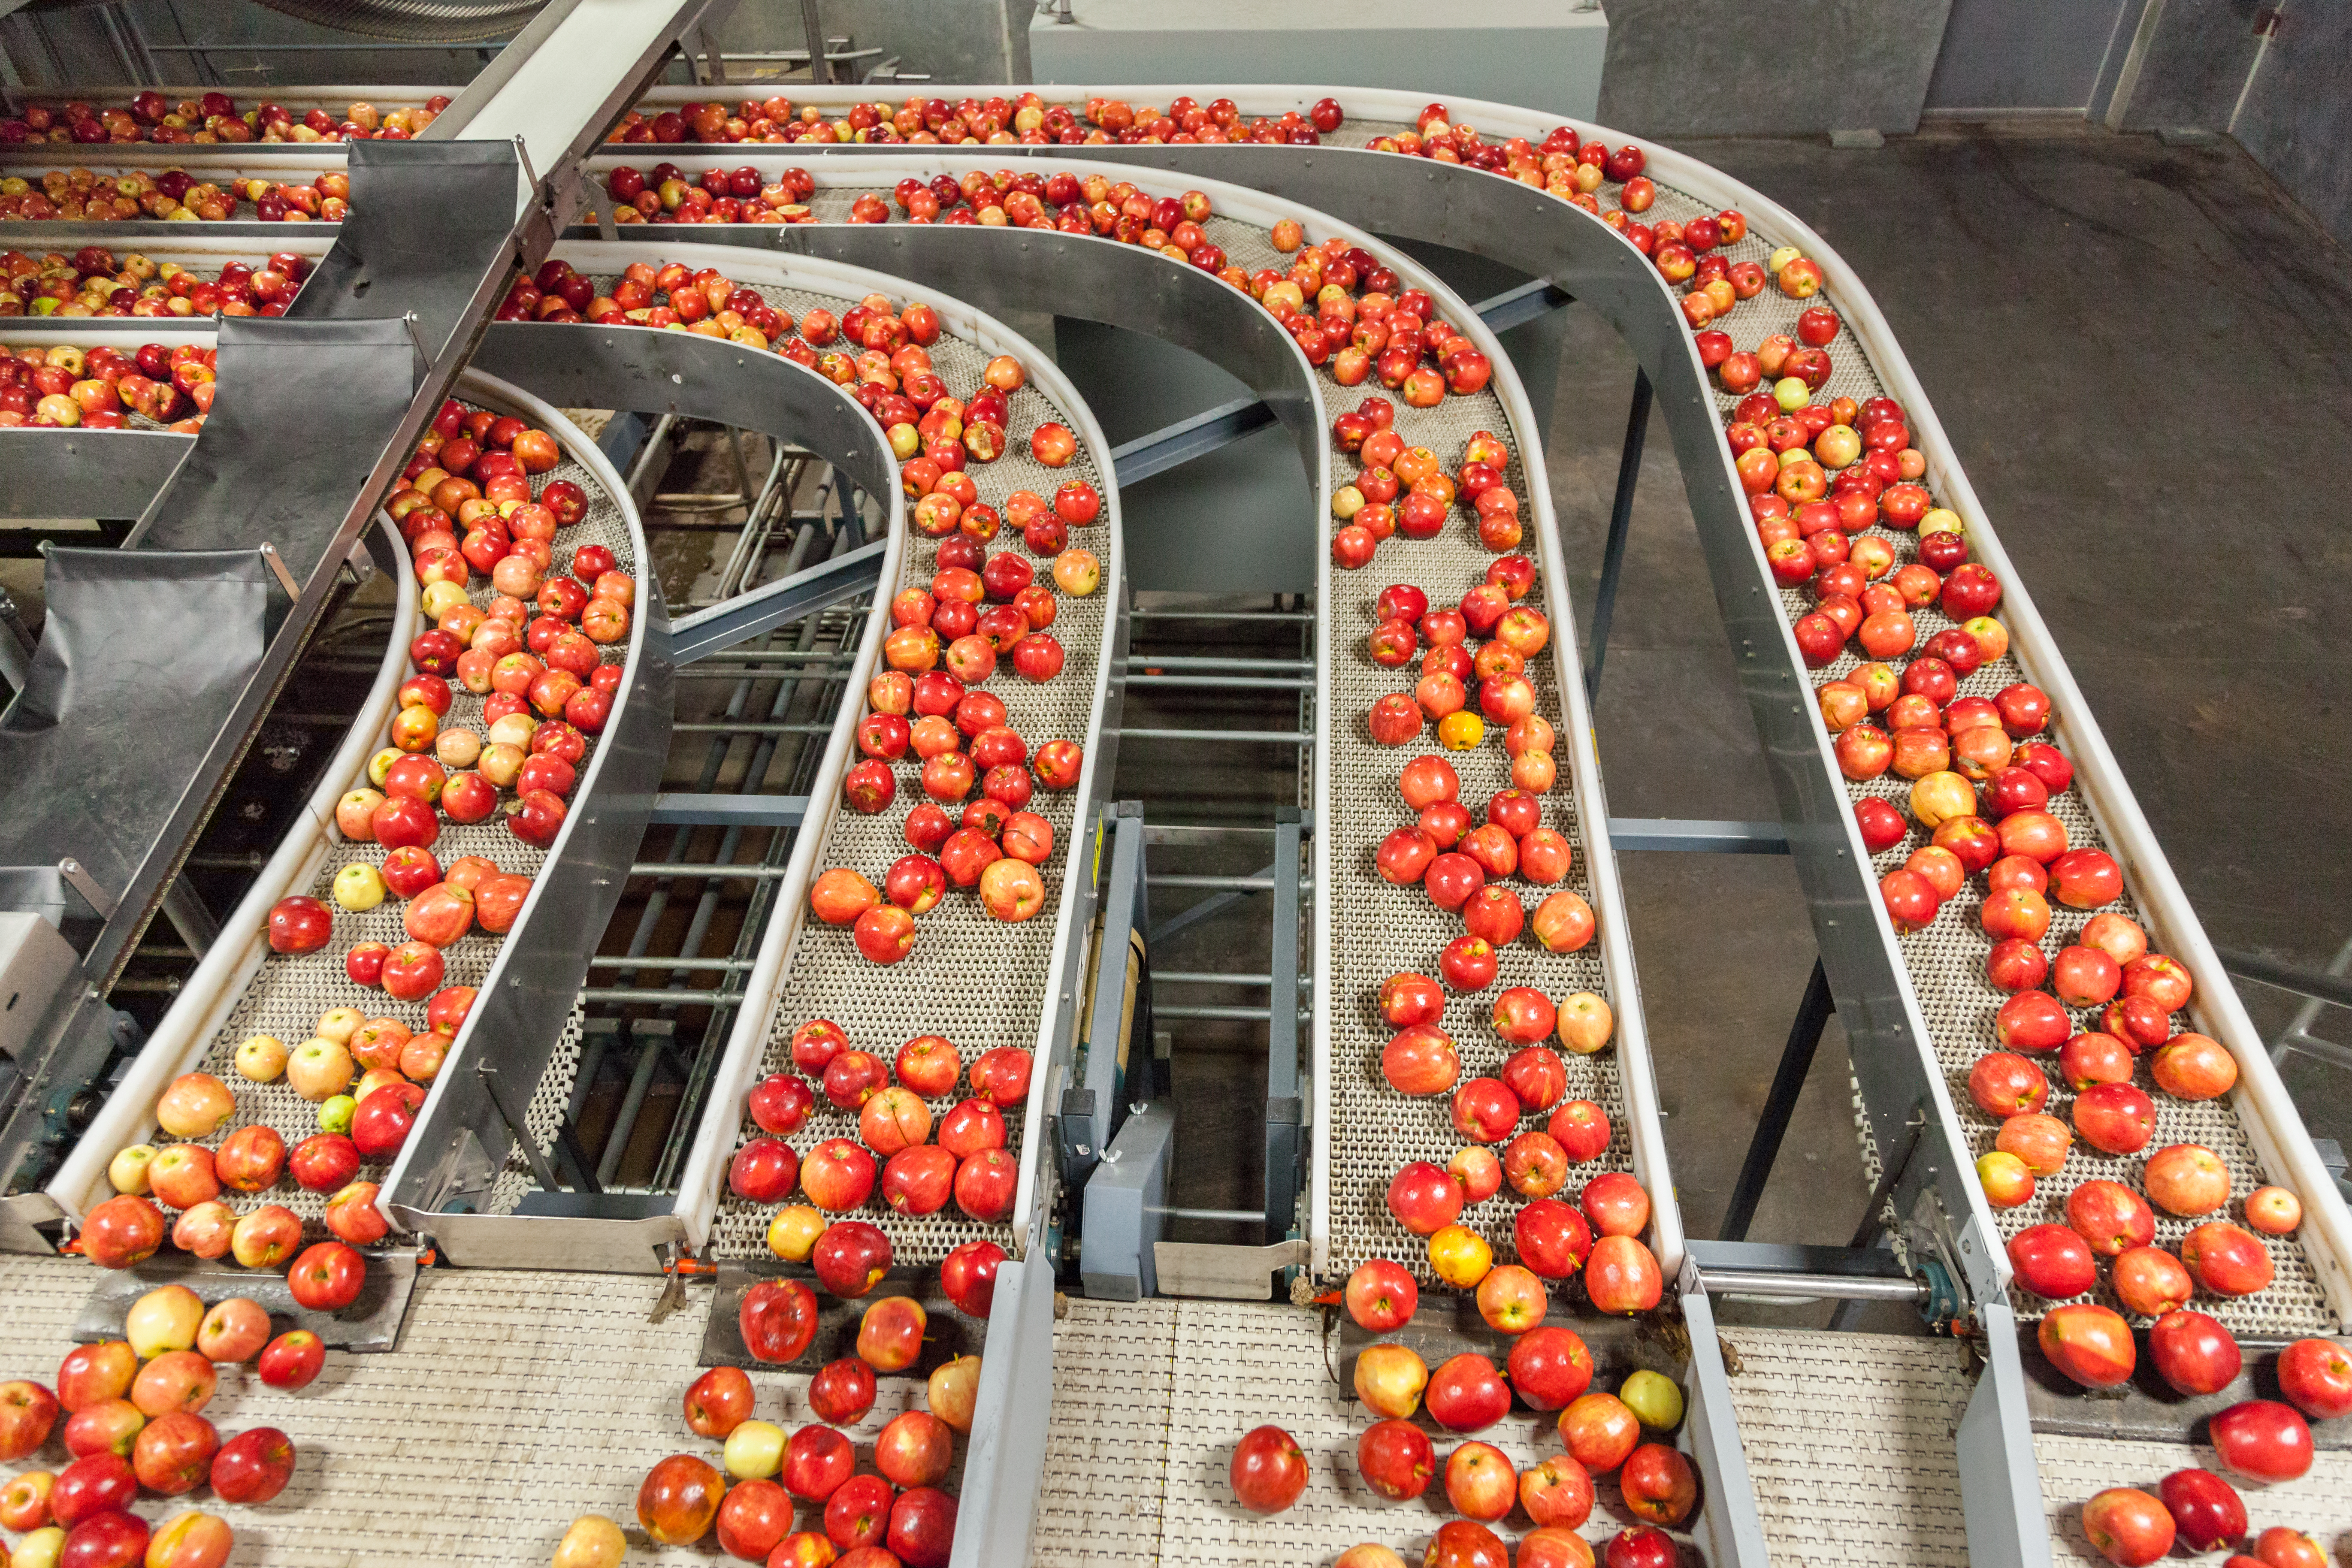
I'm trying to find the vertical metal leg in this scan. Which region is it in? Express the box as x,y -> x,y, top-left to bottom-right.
1718,958 -> 1834,1242
798,0 -> 829,82
1264,810 -> 1305,1235
1585,367 -> 1652,709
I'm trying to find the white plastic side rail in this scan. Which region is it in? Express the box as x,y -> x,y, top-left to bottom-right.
662,240 -> 1127,1257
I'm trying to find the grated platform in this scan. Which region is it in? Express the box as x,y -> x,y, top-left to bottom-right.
1716,1326 -> 1972,1568
0,1252 -> 961,1565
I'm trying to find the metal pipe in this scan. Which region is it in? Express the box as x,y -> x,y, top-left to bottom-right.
1149,875 -> 1277,891
584,987 -> 738,1006
1154,972 -> 1273,986
1151,1207 -> 1265,1224
1695,1269 -> 1928,1303
1129,609 -> 1315,621
1121,728 -> 1311,745
629,863 -> 791,880
1124,656 -> 1311,671
671,720 -> 835,735
586,955 -> 758,971
1125,676 -> 1313,689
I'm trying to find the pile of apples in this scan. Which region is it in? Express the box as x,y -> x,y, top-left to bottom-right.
0,91 -> 442,145
596,162 -> 818,226
2068,1334 -> 2350,1566
1227,1257 -> 1687,1568
783,335 -> 1093,965
729,1019 -> 1032,1235
0,246 -> 309,321
384,396 -> 630,850
85,1040 -> 398,1273
0,1282 -> 315,1567
1332,404 -> 1521,572
559,1334 -> 979,1566
0,341 -> 212,429
0,167 -> 348,224
606,91 -> 1345,148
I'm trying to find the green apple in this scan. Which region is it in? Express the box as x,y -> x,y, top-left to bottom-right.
1619,1368 -> 1684,1431
333,861 -> 387,911
318,1094 -> 357,1135
723,1418 -> 785,1480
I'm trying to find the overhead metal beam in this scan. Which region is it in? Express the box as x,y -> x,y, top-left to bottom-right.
1108,395 -> 1276,486
1473,278 -> 1575,331
668,539 -> 887,666
647,794 -> 810,828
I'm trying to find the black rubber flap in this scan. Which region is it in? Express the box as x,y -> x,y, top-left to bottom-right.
0,429 -> 193,525
0,547 -> 271,900
291,139 -> 523,364
136,316 -> 416,580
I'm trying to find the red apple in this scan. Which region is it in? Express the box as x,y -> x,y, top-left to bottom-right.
2081,1487 -> 2175,1568
1506,1325 -> 1594,1411
1386,1162 -> 1464,1236
1443,1440 -> 1518,1523
1344,1259 -> 1418,1332
1426,1353 -> 1511,1432
2276,1337 -> 2352,1420
1227,1424 -> 1307,1513
636,1453 -> 724,1545
2208,1399 -> 2313,1483
254,1330 -> 324,1393
1559,1391 -> 1641,1473
805,1358 -> 874,1427
2156,1467 -> 2245,1555
2038,1302 -> 2135,1388
2180,1221 -> 2273,1296
208,1426 -> 295,1505
2008,1224 -> 2095,1299
2068,1180 -> 2155,1257
1356,1418 -> 1434,1502
739,1278 -> 820,1364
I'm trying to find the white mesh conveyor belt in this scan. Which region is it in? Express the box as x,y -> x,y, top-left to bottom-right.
1715,1326 -> 1972,1567
1030,1299 -> 1704,1566
0,1254 -> 958,1565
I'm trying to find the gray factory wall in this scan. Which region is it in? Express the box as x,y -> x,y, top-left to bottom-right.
2229,7 -> 2352,252
1596,0 -> 1954,136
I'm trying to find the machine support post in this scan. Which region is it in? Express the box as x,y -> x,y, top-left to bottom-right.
1585,367 -> 1651,708
1719,958 -> 1835,1242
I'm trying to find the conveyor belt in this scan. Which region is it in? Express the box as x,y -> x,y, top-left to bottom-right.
1033,1297 -> 1708,1566
2035,1432 -> 2352,1564
1716,1326 -> 1971,1568
710,150 -> 1682,1286
628,254 -> 1126,1267
0,1252 -> 945,1566
46,377 -> 642,1229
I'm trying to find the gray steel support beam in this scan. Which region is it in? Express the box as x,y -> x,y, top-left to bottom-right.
1608,818 -> 1791,854
1472,278 -> 1575,331
948,1237 -> 1058,1568
1064,805 -> 1145,1190
1108,395 -> 1276,486
646,793 -> 809,828
668,540 -> 887,665
1960,1299 -> 2051,1568
1680,1289 -> 1776,1568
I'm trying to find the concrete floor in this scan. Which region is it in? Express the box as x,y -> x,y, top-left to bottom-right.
1125,122 -> 2352,1296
